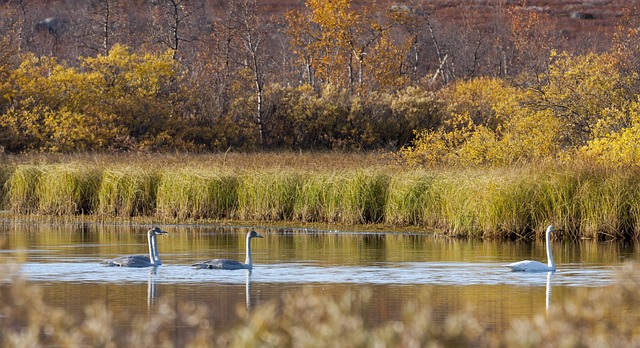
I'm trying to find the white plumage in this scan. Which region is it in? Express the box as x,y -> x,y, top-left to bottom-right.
506,225 -> 556,272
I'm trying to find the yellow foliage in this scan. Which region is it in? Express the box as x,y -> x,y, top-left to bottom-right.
440,77 -> 520,130
500,109 -> 562,163
398,77 -> 563,167
579,98 -> 640,166
286,0 -> 404,92
365,34 -> 411,91
399,112 -> 476,166
580,126 -> 640,166
530,51 -> 630,146
2,44 -> 180,152
81,44 -> 177,99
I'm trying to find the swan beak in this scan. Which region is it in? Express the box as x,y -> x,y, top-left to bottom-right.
255,233 -> 264,238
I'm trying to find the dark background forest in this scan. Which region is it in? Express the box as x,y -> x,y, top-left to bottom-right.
0,0 -> 638,160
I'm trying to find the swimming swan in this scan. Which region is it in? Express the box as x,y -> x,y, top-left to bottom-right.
505,225 -> 556,272
101,227 -> 168,267
193,230 -> 263,270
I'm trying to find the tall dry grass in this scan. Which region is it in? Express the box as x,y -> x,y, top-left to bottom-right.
97,167 -> 159,217
156,168 -> 238,220
35,164 -> 102,215
3,153 -> 640,239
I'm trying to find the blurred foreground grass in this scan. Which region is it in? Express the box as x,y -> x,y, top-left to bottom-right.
1,263 -> 640,347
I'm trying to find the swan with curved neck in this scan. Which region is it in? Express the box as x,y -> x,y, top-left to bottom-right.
101,227 -> 168,267
193,230 -> 263,270
505,225 -> 556,272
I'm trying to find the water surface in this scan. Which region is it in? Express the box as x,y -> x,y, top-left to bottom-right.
0,223 -> 635,334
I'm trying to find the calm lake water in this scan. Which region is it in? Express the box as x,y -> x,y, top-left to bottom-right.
0,222 -> 636,335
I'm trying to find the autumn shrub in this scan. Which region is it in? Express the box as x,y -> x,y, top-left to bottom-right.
0,102 -> 51,152
580,126 -> 640,167
397,77 -> 563,167
263,84 -> 444,150
308,84 -> 354,149
578,98 -> 640,166
262,84 -> 313,148
441,77 -> 517,129
1,46 -> 181,153
528,51 -> 632,148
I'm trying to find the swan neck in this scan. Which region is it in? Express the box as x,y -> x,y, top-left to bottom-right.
545,229 -> 554,269
154,235 -> 162,265
245,234 -> 253,267
149,233 -> 161,266
148,232 -> 156,265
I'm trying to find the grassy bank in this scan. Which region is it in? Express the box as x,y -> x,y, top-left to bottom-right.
1,153 -> 640,240
1,264 -> 640,347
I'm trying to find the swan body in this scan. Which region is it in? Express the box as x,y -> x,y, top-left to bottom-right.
101,227 -> 168,267
506,225 -> 556,272
193,230 -> 263,270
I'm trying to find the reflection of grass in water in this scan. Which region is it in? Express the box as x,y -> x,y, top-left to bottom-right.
2,264 -> 640,346
3,155 -> 640,239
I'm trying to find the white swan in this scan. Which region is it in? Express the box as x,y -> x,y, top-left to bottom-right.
505,225 -> 556,272
101,227 -> 168,267
193,230 -> 263,270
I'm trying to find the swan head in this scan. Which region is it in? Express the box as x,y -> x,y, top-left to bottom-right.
547,225 -> 555,234
149,227 -> 168,236
248,230 -> 263,239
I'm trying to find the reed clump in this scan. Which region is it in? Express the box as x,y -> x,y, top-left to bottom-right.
2,263 -> 640,347
236,170 -> 302,221
6,165 -> 42,214
35,164 -> 102,215
0,164 -> 13,210
156,168 -> 238,220
96,167 -> 159,217
3,154 -> 640,239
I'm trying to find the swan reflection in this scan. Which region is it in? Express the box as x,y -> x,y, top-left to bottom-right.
147,266 -> 158,310
545,271 -> 553,312
246,269 -> 253,312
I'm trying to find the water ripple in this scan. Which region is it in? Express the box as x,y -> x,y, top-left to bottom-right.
10,261 -> 617,287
